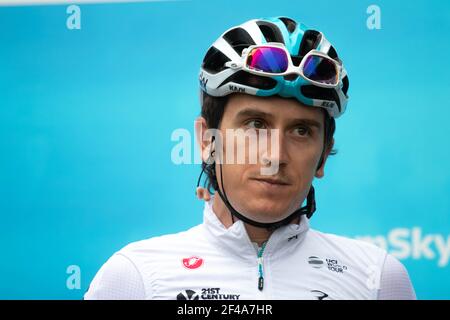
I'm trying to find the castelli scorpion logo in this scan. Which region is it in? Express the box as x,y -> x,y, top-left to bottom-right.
182,256 -> 204,269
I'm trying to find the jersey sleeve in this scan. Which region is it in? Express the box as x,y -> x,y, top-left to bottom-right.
377,254 -> 416,300
84,253 -> 146,300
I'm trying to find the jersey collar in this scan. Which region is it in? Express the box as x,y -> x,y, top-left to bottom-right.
202,196 -> 310,261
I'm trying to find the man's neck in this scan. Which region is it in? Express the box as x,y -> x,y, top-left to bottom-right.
212,194 -> 299,247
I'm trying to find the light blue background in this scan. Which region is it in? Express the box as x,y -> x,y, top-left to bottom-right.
0,0 -> 449,299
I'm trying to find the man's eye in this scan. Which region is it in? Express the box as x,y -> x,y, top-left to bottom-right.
245,119 -> 266,129
294,126 -> 310,136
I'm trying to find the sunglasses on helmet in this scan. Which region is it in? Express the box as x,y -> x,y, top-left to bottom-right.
225,42 -> 342,88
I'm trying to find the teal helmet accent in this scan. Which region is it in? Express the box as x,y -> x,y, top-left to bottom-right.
199,16 -> 349,118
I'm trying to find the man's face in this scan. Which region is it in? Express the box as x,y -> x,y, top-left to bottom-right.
213,93 -> 330,223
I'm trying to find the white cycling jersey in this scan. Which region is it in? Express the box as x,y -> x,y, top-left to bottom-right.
85,197 -> 416,300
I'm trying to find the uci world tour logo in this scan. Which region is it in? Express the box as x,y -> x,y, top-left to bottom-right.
308,256 -> 348,273
308,256 -> 324,269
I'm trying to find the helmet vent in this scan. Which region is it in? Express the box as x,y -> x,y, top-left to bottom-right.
327,45 -> 338,59
298,30 -> 322,56
202,46 -> 231,74
256,21 -> 285,44
283,74 -> 299,81
223,27 -> 256,56
342,75 -> 349,96
279,17 -> 297,33
218,71 -> 278,90
300,85 -> 341,113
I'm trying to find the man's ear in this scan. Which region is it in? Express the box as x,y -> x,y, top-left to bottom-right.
315,138 -> 334,179
195,116 -> 212,162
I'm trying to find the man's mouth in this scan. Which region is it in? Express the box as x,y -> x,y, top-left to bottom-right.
251,177 -> 291,188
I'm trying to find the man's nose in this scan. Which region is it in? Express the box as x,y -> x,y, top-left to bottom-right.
260,129 -> 289,168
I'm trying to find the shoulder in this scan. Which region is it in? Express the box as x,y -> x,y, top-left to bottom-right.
111,224 -> 206,279
84,253 -> 145,299
378,254 -> 416,299
119,224 -> 205,258
85,224 -> 204,300
308,228 -> 387,253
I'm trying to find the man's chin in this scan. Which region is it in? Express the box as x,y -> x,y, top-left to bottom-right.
238,198 -> 294,223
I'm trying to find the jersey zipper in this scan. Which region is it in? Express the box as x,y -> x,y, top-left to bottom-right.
257,241 -> 268,291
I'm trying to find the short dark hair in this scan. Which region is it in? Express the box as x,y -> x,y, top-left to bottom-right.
199,92 -> 337,192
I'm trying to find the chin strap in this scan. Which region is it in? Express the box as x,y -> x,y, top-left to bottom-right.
214,162 -> 316,231
196,137 -> 316,231
196,162 -> 316,231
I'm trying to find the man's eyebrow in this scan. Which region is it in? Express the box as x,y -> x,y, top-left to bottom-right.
289,118 -> 322,130
234,108 -> 274,120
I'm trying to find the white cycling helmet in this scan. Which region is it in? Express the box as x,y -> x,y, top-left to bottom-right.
199,16 -> 349,118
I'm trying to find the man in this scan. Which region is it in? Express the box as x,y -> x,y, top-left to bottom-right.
85,16 -> 415,300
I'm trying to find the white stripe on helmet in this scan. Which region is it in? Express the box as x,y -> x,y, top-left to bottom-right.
239,20 -> 266,44
211,37 -> 241,62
